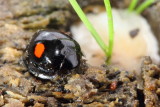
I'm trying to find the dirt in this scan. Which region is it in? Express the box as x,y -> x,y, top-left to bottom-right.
142,57 -> 160,107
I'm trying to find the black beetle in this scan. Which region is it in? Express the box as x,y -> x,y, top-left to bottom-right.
24,30 -> 82,80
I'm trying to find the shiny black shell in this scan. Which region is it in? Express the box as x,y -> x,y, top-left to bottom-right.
24,30 -> 82,79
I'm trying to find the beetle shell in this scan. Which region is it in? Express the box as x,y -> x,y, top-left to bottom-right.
24,30 -> 82,79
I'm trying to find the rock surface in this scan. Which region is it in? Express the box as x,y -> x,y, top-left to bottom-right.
0,0 -> 159,106
142,57 -> 160,107
0,0 -> 71,30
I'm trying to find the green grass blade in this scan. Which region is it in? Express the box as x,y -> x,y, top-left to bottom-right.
104,0 -> 114,63
68,0 -> 108,55
135,0 -> 154,14
128,0 -> 138,12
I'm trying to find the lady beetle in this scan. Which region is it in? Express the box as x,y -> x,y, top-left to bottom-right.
24,30 -> 82,80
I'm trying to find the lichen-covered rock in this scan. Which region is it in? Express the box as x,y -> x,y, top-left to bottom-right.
3,98 -> 24,107
0,95 -> 4,106
0,0 -> 71,29
0,0 -> 159,107
65,74 -> 98,101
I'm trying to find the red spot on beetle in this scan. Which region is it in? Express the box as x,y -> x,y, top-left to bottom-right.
110,81 -> 117,91
34,43 -> 45,58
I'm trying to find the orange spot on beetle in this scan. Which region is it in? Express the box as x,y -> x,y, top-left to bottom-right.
34,43 -> 45,58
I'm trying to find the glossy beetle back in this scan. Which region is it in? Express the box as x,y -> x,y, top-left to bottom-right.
24,30 -> 82,79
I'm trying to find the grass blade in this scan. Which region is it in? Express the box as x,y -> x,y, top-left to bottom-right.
136,0 -> 154,14
104,0 -> 114,63
68,0 -> 108,54
128,0 -> 139,12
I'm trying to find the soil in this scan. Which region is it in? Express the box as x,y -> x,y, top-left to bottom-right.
0,0 -> 159,107
142,57 -> 160,107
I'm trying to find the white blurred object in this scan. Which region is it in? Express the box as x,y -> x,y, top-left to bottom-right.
71,9 -> 160,72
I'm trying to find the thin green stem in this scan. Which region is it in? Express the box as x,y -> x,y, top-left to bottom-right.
135,0 -> 154,14
104,0 -> 114,63
128,0 -> 138,12
68,0 -> 108,55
